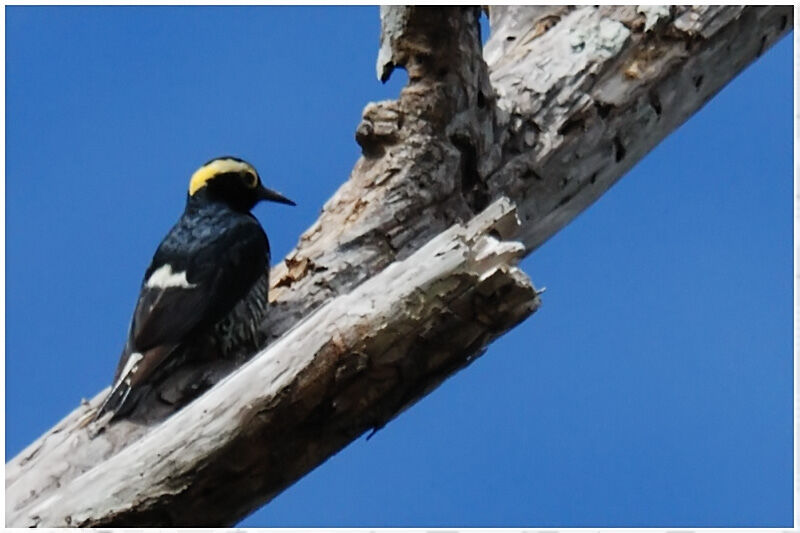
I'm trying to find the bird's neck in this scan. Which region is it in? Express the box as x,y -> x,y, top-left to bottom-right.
185,190 -> 243,216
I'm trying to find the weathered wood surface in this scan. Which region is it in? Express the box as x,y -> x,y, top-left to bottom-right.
6,5 -> 792,527
13,199 -> 538,527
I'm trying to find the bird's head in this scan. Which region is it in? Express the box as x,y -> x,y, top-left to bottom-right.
188,156 -> 295,212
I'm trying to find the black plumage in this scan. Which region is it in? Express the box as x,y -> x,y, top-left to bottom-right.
95,157 -> 294,421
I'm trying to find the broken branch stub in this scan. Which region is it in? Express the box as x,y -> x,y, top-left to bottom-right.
6,5 -> 792,526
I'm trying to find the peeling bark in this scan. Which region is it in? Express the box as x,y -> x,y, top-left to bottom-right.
12,199 -> 538,527
6,5 -> 792,527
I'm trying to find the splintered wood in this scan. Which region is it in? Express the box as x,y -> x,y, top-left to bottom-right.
7,5 -> 791,527
11,199 -> 538,527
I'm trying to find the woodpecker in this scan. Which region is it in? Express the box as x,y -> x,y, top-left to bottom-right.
95,156 -> 295,421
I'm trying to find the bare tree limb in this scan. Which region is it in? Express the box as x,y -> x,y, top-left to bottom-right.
14,199 -> 538,527
6,5 -> 792,526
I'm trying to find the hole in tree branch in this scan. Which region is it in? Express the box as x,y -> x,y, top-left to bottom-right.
558,116 -> 585,136
451,134 -> 489,213
614,135 -> 626,162
648,90 -> 662,117
595,101 -> 613,119
477,91 -> 486,109
757,34 -> 768,57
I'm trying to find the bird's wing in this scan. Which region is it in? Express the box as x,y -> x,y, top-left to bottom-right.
99,220 -> 268,419
133,219 -> 267,348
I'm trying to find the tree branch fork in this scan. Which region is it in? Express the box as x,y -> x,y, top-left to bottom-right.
6,5 -> 791,526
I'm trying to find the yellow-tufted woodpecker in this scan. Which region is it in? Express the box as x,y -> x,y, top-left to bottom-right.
95,156 -> 294,421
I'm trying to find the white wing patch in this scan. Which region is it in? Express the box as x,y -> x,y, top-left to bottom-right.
145,264 -> 197,289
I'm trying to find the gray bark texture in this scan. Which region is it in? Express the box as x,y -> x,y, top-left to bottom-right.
6,5 -> 792,527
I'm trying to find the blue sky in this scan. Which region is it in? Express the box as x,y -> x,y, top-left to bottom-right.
6,6 -> 793,527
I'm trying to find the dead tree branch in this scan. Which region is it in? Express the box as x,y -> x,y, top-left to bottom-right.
6,5 -> 791,527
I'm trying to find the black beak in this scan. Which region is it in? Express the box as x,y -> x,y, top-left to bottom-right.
258,184 -> 296,206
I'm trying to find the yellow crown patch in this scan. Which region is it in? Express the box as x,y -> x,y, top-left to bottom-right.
189,158 -> 257,196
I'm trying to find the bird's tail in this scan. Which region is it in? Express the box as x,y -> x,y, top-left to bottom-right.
92,343 -> 181,424
92,380 -> 134,423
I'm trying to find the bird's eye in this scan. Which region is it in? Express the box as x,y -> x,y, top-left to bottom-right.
245,172 -> 258,188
